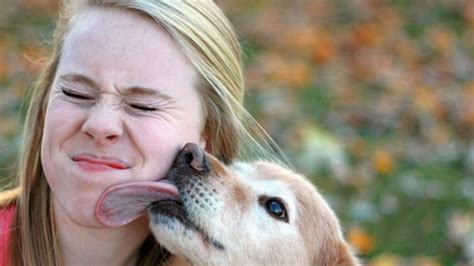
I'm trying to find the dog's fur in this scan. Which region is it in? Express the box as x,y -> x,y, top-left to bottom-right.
147,144 -> 359,266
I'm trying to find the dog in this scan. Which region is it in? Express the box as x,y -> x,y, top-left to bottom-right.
96,143 -> 359,265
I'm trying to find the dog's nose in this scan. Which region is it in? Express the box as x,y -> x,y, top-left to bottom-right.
177,143 -> 209,172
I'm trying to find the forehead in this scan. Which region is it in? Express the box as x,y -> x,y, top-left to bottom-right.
65,7 -> 165,54
232,162 -> 297,199
58,7 -> 197,92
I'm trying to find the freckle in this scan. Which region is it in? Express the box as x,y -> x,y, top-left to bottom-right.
194,199 -> 199,204
199,193 -> 204,197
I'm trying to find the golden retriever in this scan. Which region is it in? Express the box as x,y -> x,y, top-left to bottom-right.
97,143 -> 359,266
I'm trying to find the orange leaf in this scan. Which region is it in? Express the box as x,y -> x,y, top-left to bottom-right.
373,150 -> 395,175
348,226 -> 376,254
282,26 -> 318,54
350,23 -> 383,47
265,54 -> 312,89
428,28 -> 454,55
312,32 -> 337,64
414,87 -> 437,112
369,253 -> 402,266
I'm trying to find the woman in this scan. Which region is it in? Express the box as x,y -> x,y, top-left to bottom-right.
0,0 -> 284,265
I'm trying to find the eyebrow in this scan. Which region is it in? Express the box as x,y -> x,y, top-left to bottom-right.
59,73 -> 173,100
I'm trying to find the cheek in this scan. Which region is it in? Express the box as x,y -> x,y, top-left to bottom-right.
42,100 -> 84,151
40,148 -> 58,195
130,120 -> 204,180
134,127 -> 177,177
41,102 -> 79,174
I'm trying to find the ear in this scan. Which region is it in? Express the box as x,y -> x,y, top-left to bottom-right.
199,136 -> 207,151
316,241 -> 359,266
199,130 -> 209,151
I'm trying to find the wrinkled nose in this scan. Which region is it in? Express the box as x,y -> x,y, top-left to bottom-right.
81,106 -> 123,145
176,143 -> 209,172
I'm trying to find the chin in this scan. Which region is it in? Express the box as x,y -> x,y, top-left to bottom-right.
51,191 -> 103,228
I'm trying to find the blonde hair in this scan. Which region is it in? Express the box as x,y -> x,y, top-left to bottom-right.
1,0 -> 286,265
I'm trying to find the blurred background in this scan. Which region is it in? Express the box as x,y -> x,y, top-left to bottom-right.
0,0 -> 473,265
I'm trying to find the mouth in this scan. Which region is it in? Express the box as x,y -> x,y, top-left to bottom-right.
148,199 -> 225,251
72,154 -> 130,171
147,143 -> 225,250
148,199 -> 187,224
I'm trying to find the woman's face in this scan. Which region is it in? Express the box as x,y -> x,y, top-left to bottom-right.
41,7 -> 206,227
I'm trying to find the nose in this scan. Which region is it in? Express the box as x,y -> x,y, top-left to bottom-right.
176,143 -> 209,172
81,105 -> 123,145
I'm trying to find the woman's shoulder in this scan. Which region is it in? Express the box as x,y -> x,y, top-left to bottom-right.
0,204 -> 15,266
0,205 -> 16,222
0,188 -> 18,231
0,187 -> 19,208
0,204 -> 16,252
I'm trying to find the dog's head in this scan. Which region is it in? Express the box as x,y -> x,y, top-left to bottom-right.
96,143 -> 358,265
148,143 -> 358,265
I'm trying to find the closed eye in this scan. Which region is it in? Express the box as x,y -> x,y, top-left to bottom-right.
61,88 -> 92,100
128,104 -> 158,112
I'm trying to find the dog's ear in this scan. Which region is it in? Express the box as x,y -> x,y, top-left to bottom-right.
314,241 -> 359,266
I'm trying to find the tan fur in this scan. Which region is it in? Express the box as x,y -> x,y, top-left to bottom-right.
150,154 -> 359,266
253,161 -> 359,266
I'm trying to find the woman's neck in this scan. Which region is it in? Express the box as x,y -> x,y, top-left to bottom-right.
53,200 -> 150,266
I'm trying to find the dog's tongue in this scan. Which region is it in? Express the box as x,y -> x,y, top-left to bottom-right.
96,180 -> 179,227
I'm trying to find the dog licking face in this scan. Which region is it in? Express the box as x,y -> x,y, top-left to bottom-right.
97,143 -> 359,265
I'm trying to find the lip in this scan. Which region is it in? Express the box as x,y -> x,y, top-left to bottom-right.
72,154 -> 130,171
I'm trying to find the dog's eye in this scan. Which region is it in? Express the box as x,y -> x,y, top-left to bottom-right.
259,196 -> 289,223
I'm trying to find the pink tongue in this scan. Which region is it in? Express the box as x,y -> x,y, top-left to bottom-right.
96,180 -> 179,227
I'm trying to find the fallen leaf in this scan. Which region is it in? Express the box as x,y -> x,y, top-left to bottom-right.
373,150 -> 395,175
369,253 -> 402,266
348,226 -> 376,254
